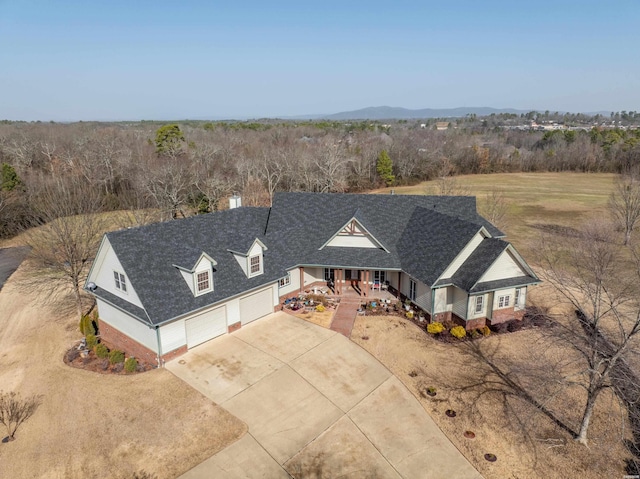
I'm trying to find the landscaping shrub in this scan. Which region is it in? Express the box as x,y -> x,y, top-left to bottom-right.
85,334 -> 98,350
427,322 -> 444,334
315,304 -> 325,312
124,357 -> 138,373
481,325 -> 491,336
95,343 -> 109,359
109,350 -> 125,365
450,325 -> 467,339
79,315 -> 96,336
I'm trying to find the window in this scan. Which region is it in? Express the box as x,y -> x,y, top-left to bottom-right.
475,296 -> 484,314
113,271 -> 127,293
409,279 -> 417,301
374,270 -> 387,284
250,255 -> 261,275
498,294 -> 511,309
279,272 -> 291,288
324,268 -> 335,281
196,271 -> 210,293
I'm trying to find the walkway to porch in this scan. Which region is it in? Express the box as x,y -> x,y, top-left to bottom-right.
329,297 -> 361,337
328,284 -> 398,337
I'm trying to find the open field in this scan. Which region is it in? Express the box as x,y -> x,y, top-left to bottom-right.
372,172 -> 616,256
0,268 -> 246,479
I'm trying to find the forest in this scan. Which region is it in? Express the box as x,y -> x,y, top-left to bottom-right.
1,114 -> 639,238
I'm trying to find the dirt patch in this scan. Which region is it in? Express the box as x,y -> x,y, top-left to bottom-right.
0,269 -> 247,479
351,314 -> 629,479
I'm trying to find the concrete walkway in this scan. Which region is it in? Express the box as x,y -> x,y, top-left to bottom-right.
169,313 -> 482,479
329,297 -> 361,337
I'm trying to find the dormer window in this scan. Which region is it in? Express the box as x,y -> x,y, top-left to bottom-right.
196,271 -> 211,293
114,271 -> 127,293
249,255 -> 262,276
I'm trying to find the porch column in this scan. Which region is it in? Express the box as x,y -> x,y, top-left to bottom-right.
398,271 -> 402,296
299,267 -> 305,294
364,270 -> 370,297
338,268 -> 343,295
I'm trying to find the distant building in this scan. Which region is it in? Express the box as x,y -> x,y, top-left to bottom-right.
436,122 -> 450,131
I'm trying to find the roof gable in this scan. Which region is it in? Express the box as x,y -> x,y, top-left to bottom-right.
321,214 -> 389,252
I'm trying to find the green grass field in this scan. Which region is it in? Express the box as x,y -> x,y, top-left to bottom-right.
372,172 -> 617,255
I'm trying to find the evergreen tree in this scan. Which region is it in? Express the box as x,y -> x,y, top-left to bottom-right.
376,150 -> 395,186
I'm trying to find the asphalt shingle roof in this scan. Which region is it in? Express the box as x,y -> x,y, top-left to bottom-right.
91,192 -> 520,326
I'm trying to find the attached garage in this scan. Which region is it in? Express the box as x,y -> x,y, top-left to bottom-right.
185,306 -> 227,348
239,287 -> 273,325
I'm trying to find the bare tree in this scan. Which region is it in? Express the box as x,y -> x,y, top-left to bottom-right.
22,176 -> 107,318
609,173 -> 640,245
0,391 -> 42,441
479,188 -> 509,231
428,158 -> 470,196
537,220 -> 640,445
145,160 -> 192,220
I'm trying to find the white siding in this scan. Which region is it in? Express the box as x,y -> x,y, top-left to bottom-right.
433,288 -> 450,313
452,287 -> 468,319
233,253 -> 248,276
440,231 -> 486,279
96,298 -> 157,352
493,288 -> 516,310
304,267 -> 323,285
467,293 -> 488,319
90,237 -> 144,308
179,270 -> 195,295
479,250 -> 526,283
388,272 -> 400,290
226,298 -> 241,326
327,235 -> 378,248
414,280 -> 432,312
159,319 -> 187,353
515,287 -> 527,310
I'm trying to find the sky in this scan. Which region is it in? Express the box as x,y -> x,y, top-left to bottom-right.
0,0 -> 638,121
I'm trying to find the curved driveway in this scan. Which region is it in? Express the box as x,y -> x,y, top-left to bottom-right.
168,312 -> 482,478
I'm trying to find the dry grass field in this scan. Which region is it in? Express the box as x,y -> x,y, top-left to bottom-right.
372,172 -> 616,257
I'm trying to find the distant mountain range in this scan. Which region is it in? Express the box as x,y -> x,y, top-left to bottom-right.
286,106 -> 611,121
293,106 -> 528,120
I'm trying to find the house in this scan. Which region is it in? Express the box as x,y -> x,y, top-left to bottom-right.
436,121 -> 451,130
85,192 -> 539,365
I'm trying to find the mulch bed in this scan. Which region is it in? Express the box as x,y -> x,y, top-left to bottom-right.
63,343 -> 155,375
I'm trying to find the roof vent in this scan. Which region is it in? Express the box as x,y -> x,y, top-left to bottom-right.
390,189 -> 395,195
87,282 -> 97,291
229,194 -> 242,209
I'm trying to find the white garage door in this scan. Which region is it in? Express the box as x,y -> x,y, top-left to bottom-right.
185,306 -> 227,348
239,288 -> 273,324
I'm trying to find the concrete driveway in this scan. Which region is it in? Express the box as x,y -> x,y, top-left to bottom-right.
168,312 -> 482,479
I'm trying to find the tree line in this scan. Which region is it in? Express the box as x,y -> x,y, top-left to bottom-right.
1,118 -> 639,237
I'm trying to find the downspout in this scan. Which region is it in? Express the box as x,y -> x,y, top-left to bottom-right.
431,288 -> 435,322
155,326 -> 164,368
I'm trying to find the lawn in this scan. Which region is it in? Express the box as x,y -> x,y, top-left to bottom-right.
372,172 -> 616,256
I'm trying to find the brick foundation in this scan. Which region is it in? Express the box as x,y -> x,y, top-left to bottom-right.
228,321 -> 241,333
488,307 -> 525,326
464,317 -> 487,330
160,345 -> 187,362
98,318 -> 158,366
432,311 -> 452,324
